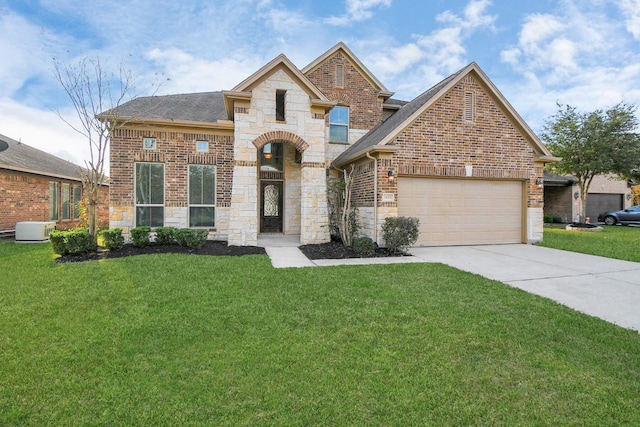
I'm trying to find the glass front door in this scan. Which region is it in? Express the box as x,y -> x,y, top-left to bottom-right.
260,181 -> 283,232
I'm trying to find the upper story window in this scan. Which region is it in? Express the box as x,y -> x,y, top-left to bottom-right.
276,90 -> 286,122
143,137 -> 157,150
329,106 -> 349,143
196,141 -> 209,152
336,64 -> 344,87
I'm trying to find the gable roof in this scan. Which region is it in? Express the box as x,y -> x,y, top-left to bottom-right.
100,91 -> 228,125
333,62 -> 555,166
302,42 -> 393,98
0,133 -> 86,181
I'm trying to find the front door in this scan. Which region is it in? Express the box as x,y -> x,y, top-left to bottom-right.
260,181 -> 283,232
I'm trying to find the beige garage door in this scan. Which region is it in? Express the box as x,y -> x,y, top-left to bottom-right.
397,178 -> 523,246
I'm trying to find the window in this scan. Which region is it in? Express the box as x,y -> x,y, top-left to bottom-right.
329,106 -> 349,143
196,141 -> 209,152
143,137 -> 157,150
260,143 -> 284,171
189,165 -> 216,227
49,182 -> 59,221
276,90 -> 286,122
61,183 -> 71,220
73,185 -> 82,219
135,163 -> 164,227
336,63 -> 344,87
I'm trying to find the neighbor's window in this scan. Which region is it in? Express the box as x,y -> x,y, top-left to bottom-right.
336,63 -> 344,87
61,183 -> 71,220
329,106 -> 349,143
73,184 -> 82,219
196,141 -> 209,152
135,162 -> 164,227
189,165 -> 216,227
276,90 -> 286,121
49,182 -> 59,221
143,137 -> 157,150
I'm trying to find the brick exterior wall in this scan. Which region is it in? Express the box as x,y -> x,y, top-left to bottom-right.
391,74 -> 542,209
351,160 -> 375,208
305,51 -> 385,134
109,128 -> 234,221
0,168 -> 108,231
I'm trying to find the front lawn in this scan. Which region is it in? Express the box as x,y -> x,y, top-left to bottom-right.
539,225 -> 640,262
1,242 -> 640,425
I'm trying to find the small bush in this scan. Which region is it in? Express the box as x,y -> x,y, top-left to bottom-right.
154,226 -> 176,245
130,226 -> 151,247
99,228 -> 124,251
381,216 -> 420,254
544,214 -> 554,223
50,229 -> 95,255
353,236 -> 375,256
174,228 -> 208,249
50,230 -> 69,255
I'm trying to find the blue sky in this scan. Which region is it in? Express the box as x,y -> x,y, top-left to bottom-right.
1,0 -> 639,168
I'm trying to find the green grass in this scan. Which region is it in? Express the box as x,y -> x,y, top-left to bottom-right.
539,225 -> 640,262
1,242 -> 640,425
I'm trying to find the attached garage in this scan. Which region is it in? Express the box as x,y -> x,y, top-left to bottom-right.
398,178 -> 524,246
586,193 -> 623,222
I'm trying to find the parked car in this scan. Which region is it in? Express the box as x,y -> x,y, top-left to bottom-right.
598,205 -> 640,225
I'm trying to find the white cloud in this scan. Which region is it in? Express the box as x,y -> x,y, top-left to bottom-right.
325,0 -> 391,26
618,0 -> 640,40
436,0 -> 496,30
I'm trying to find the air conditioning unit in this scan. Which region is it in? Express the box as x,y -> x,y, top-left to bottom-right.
15,221 -> 57,242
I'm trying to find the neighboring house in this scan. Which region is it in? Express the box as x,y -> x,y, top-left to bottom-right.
102,42 -> 557,247
544,172 -> 634,223
0,134 -> 109,232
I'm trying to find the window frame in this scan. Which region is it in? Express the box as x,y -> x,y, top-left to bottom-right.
329,105 -> 350,143
188,164 -> 216,228
49,181 -> 59,221
134,162 -> 165,228
196,140 -> 209,152
61,183 -> 71,220
143,137 -> 157,150
73,184 -> 82,219
275,90 -> 286,122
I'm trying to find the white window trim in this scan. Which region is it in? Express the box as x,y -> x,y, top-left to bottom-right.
188,164 -> 216,228
134,162 -> 165,227
143,137 -> 157,150
196,141 -> 209,152
329,106 -> 350,143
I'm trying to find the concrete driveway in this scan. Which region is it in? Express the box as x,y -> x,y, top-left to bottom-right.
409,244 -> 640,332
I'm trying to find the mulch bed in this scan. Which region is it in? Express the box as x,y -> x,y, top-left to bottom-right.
299,241 -> 406,260
55,240 -> 265,263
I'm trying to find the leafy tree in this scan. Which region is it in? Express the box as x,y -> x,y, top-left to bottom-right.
542,103 -> 640,221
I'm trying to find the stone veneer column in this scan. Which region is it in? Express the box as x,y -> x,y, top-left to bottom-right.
300,163 -> 330,244
228,161 -> 258,246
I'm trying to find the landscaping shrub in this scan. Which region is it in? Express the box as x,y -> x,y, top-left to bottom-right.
99,228 -> 124,251
50,229 -> 95,255
381,216 -> 420,254
544,214 -> 554,223
353,236 -> 375,256
154,226 -> 176,245
174,228 -> 208,249
131,226 -> 151,247
49,230 -> 69,255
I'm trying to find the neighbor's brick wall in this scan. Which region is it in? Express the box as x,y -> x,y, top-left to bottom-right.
391,73 -> 542,208
0,168 -> 109,231
544,186 -> 573,222
351,160 -> 375,208
109,127 -> 234,213
305,50 -> 385,135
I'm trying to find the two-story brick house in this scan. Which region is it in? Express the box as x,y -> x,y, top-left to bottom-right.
103,42 -> 556,247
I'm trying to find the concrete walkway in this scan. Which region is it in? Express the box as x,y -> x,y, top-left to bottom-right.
263,243 -> 640,331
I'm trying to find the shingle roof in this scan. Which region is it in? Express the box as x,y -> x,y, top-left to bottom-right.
0,134 -> 85,181
107,91 -> 227,123
333,67 -> 465,166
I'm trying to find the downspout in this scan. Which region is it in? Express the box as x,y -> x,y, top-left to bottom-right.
366,152 -> 378,244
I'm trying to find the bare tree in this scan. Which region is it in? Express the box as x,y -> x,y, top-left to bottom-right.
53,56 -> 133,238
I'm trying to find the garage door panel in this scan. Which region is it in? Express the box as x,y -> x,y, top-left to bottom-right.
398,178 -> 523,246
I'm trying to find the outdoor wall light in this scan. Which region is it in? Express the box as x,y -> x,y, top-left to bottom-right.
627,193 -> 632,200
387,169 -> 395,180
535,177 -> 543,188
574,191 -> 580,199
